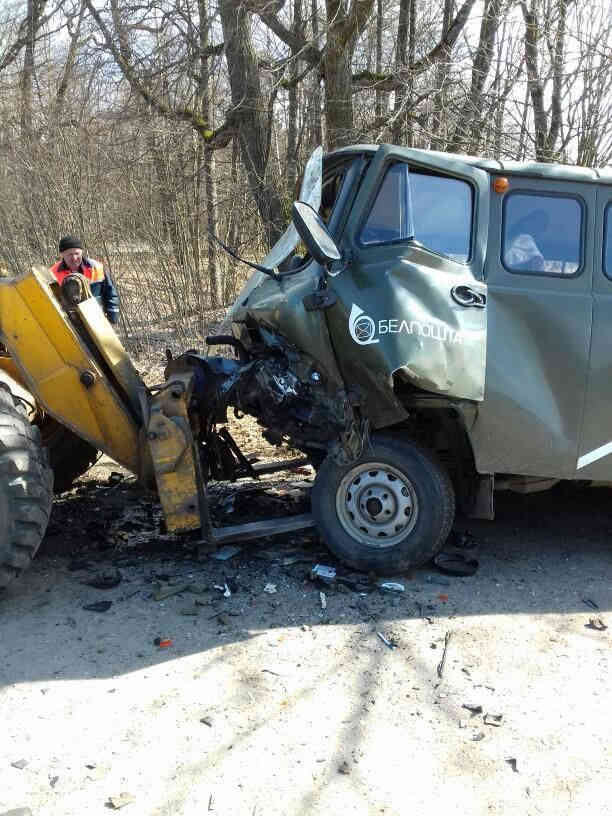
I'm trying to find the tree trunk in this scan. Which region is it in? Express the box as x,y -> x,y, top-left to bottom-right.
218,0 -> 284,247
375,0 -> 384,121
204,147 -> 221,306
521,1 -> 548,160
545,0 -> 566,158
20,0 -> 37,139
448,0 -> 503,154
53,2 -> 86,126
197,0 -> 221,306
324,37 -> 355,148
324,0 -> 375,149
391,0 -> 411,144
406,0 -> 416,145
309,0 -> 323,148
287,0 -> 303,196
430,0 -> 453,150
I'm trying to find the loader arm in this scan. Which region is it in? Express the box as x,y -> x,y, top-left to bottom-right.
0,265 -> 204,534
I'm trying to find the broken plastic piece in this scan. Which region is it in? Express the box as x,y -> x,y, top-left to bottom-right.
263,583 -> 277,594
310,564 -> 337,584
154,637 -> 173,648
377,631 -> 397,649
377,580 -> 405,592
483,713 -> 503,726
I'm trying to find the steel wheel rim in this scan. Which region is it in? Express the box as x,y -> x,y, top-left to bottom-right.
336,461 -> 418,548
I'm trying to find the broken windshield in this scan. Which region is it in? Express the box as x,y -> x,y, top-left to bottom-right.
226,147 -> 323,317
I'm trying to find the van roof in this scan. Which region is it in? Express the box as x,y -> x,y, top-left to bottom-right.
326,144 -> 612,184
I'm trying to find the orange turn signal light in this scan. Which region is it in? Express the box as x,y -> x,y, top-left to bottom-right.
493,177 -> 509,194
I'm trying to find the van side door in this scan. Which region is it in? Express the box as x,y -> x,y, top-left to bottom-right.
324,145 -> 489,428
470,177 -> 594,478
575,184 -> 612,478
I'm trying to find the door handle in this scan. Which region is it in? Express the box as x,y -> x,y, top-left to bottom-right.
451,285 -> 486,308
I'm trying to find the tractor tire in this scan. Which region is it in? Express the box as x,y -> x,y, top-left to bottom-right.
0,385 -> 54,590
311,434 -> 455,575
38,417 -> 99,493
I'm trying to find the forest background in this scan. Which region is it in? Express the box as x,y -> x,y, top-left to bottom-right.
0,0 -> 610,348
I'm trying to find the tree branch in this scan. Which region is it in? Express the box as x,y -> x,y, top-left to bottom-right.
84,0 -> 233,147
251,5 -> 322,65
350,0 -> 478,92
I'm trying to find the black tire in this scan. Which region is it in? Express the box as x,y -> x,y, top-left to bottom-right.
38,417 -> 99,493
0,386 -> 54,590
311,434 -> 455,575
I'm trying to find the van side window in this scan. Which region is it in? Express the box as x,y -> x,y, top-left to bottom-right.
360,164 -> 409,245
502,193 -> 582,276
604,203 -> 612,279
360,163 -> 472,262
410,171 -> 472,262
320,171 -> 345,225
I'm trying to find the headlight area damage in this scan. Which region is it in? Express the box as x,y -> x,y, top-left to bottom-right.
164,331 -> 366,487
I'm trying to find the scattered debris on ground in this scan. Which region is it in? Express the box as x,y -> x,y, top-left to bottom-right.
107,792 -> 135,809
4,435 -> 612,816
82,601 -> 113,613
586,616 -> 607,631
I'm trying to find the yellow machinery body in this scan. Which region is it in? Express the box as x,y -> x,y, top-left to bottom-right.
0,265 -> 203,534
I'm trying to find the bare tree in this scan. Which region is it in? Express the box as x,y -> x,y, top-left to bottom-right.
20,0 -> 48,138
323,0 -> 375,147
429,0 -> 453,149
286,0 -> 303,194
448,0 -> 505,154
520,0 -> 567,161
52,0 -> 86,125
390,0 -> 414,145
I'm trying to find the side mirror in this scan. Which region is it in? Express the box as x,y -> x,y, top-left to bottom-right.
292,201 -> 341,267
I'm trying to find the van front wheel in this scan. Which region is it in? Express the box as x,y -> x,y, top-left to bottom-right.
311,435 -> 455,575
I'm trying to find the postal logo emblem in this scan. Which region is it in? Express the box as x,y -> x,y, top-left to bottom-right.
349,304 -> 379,345
349,303 -> 465,347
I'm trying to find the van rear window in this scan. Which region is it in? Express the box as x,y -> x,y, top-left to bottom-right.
502,192 -> 582,276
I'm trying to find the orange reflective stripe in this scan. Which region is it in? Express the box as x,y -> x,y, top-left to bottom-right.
49,258 -> 105,284
50,262 -> 67,283
86,261 -> 105,283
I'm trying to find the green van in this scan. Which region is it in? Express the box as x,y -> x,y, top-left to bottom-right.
199,144 -> 612,573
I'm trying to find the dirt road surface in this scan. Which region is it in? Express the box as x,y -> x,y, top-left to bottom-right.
2,457 -> 611,816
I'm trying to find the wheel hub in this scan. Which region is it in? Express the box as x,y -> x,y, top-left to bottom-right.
336,462 -> 418,548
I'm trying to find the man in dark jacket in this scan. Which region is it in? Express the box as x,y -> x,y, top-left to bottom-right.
50,235 -> 120,324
